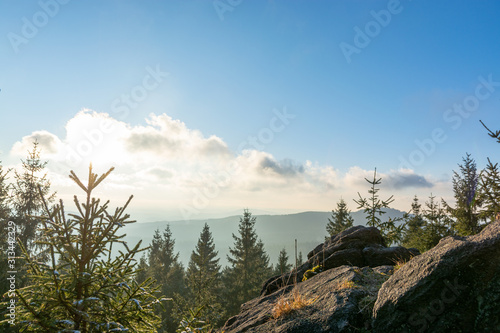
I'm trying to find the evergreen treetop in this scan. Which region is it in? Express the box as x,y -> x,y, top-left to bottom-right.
185,223 -> 224,328
188,223 -> 220,280
403,194 -> 453,252
146,225 -> 185,333
478,119 -> 500,222
478,158 -> 500,222
326,198 -> 354,237
443,153 -> 483,235
11,141 -> 56,256
274,248 -> 292,276
5,165 -> 163,332
353,168 -> 405,245
401,195 -> 425,247
149,225 -> 180,279
224,209 -> 272,316
353,168 -> 394,227
0,161 -> 9,222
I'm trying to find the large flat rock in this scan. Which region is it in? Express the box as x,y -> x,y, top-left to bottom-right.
222,265 -> 392,333
372,220 -> 500,332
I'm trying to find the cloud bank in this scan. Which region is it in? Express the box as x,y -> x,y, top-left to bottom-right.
9,109 -> 440,220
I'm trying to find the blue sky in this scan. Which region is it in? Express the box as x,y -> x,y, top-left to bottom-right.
1,0 -> 499,221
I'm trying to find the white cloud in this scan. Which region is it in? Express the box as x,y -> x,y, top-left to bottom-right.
344,166 -> 374,188
125,113 -> 232,161
7,109 -> 447,221
384,169 -> 434,189
146,167 -> 175,180
344,166 -> 434,190
11,130 -> 62,156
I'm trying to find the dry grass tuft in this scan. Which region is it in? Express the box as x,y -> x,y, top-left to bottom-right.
392,255 -> 413,272
335,279 -> 358,291
271,289 -> 317,320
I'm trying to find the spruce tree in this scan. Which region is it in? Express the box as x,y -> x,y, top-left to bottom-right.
326,198 -> 354,237
353,168 -> 405,245
0,161 -> 9,223
10,141 -> 55,257
443,153 -> 482,235
185,223 -> 224,328
479,120 -> 500,222
135,255 -> 149,285
421,194 -> 453,250
3,165 -> 163,332
401,195 -> 425,249
403,194 -> 453,252
0,161 -> 11,251
296,251 -> 304,267
478,158 -> 500,222
274,248 -> 292,275
147,225 -> 186,333
224,209 -> 272,316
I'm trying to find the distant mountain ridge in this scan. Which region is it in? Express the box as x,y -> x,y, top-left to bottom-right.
121,208 -> 407,267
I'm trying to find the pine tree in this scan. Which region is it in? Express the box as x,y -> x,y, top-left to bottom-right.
479,120 -> 500,222
443,153 -> 483,235
0,161 -> 10,223
0,161 -> 11,251
224,209 -> 272,316
274,248 -> 292,275
353,168 -> 405,245
401,195 -> 425,249
147,225 -> 186,333
297,251 -> 304,267
478,158 -> 500,222
326,198 -> 354,237
421,195 -> 453,250
403,194 -> 453,252
136,254 -> 149,285
3,165 -> 163,332
10,141 -> 56,257
185,223 -> 224,328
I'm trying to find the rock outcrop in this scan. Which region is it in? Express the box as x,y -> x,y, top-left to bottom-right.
261,225 -> 418,296
220,221 -> 500,333
372,220 -> 500,332
222,265 -> 393,333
